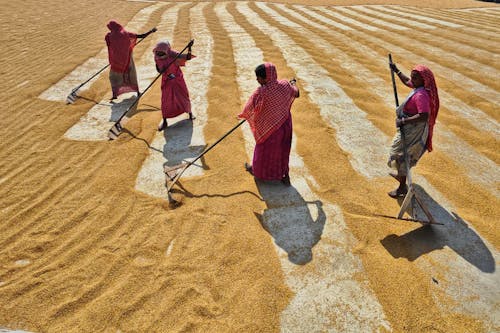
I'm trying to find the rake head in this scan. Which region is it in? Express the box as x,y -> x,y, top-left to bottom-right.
164,163 -> 188,208
66,91 -> 78,104
107,122 -> 123,140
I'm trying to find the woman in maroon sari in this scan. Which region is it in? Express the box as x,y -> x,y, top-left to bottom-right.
239,63 -> 300,186
153,41 -> 195,131
105,20 -> 156,100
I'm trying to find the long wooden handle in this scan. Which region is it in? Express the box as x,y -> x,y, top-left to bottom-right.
388,54 -> 399,107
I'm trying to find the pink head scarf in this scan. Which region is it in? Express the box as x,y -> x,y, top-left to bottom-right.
105,20 -> 137,73
239,63 -> 298,144
413,65 -> 439,152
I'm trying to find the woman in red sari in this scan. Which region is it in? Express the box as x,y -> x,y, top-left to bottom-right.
387,63 -> 439,198
153,41 -> 195,131
239,63 -> 300,186
105,20 -> 156,100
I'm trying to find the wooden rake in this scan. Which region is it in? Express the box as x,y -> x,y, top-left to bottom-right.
164,119 -> 246,205
388,54 -> 441,226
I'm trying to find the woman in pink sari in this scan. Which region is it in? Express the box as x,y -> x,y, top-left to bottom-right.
153,41 -> 195,131
105,20 -> 156,100
387,63 -> 439,198
239,63 -> 300,186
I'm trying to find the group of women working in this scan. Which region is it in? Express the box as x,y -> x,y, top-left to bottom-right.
105,20 -> 439,198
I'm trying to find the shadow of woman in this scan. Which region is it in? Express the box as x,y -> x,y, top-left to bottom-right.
381,184 -> 495,273
253,179 -> 326,265
161,119 -> 206,170
109,95 -> 139,122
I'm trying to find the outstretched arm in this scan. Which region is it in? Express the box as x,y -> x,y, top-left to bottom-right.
136,27 -> 157,39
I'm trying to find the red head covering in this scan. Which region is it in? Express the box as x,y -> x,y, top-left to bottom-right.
152,40 -> 195,68
239,63 -> 298,144
105,20 -> 137,73
413,64 -> 439,152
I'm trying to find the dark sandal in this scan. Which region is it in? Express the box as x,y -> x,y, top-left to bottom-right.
281,175 -> 291,187
158,118 -> 168,132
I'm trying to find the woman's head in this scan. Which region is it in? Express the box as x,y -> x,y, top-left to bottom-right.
107,20 -> 122,32
153,41 -> 171,58
411,65 -> 435,91
255,63 -> 278,85
410,70 -> 424,88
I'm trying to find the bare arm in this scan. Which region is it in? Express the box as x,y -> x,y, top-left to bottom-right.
390,63 -> 412,87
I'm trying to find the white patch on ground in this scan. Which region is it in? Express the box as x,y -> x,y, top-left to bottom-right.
63,3 -> 185,142
14,259 -> 30,267
15,81 -> 29,88
64,93 -> 138,141
239,3 -> 500,329
38,2 -> 166,102
218,3 -> 390,331
0,329 -> 34,333
166,239 -> 175,256
135,2 -> 212,199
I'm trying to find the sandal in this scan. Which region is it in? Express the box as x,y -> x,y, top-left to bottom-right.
158,118 -> 168,132
281,175 -> 291,187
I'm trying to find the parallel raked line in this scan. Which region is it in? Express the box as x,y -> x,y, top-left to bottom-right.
216,3 -> 390,332
262,2 -> 500,192
304,5 -> 500,137
324,6 -> 500,87
391,5 -> 500,37
345,5 -> 499,68
239,3 -> 500,329
292,5 -> 500,109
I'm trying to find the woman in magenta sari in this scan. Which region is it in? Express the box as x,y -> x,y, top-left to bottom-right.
239,63 -> 300,186
387,63 -> 439,198
153,41 -> 195,131
105,20 -> 156,100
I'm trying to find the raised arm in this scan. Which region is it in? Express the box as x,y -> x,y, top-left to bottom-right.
389,62 -> 412,88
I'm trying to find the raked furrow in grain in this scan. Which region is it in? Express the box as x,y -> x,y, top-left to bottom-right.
216,3 -> 391,331
235,3 -> 499,329
135,2 -> 212,199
